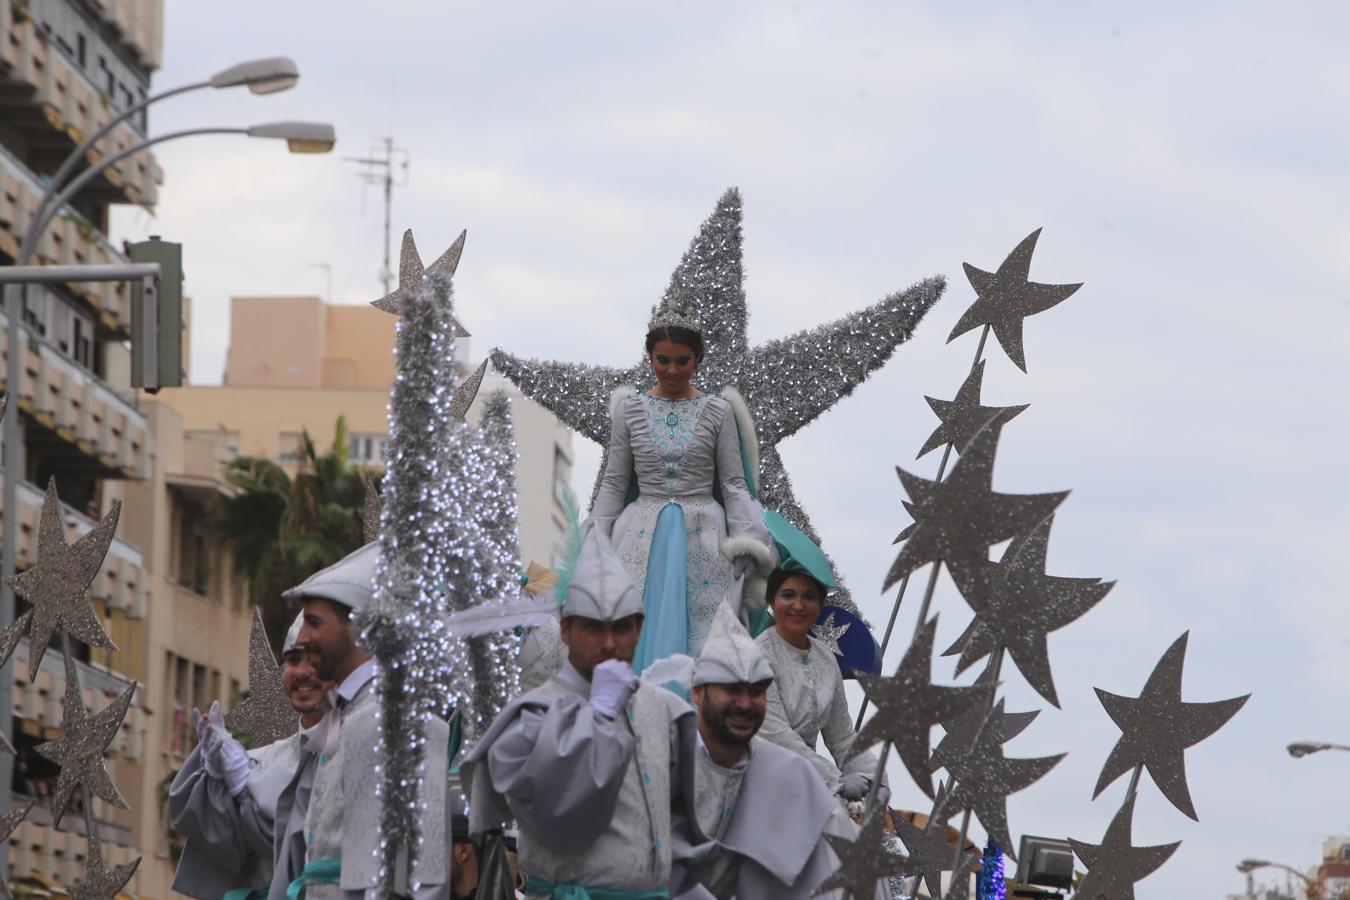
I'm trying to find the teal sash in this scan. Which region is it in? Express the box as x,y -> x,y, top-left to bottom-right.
286,857 -> 341,900
524,876 -> 670,899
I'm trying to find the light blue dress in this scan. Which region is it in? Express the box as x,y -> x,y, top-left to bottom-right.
591,391 -> 774,672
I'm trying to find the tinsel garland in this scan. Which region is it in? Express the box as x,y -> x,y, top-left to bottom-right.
976,838 -> 1005,900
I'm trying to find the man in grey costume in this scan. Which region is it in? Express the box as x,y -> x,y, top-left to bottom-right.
169,612 -> 326,898
270,542 -> 453,900
461,525 -> 699,900
670,604 -> 881,899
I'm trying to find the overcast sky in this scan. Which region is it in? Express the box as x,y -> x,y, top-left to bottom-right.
109,3 -> 1350,896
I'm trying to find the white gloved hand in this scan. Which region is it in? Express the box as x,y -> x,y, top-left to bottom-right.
205,701 -> 253,797
836,773 -> 870,801
192,708 -> 225,780
588,659 -> 639,719
732,554 -> 755,579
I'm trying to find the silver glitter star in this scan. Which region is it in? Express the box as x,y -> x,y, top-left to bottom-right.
1093,631 -> 1249,820
0,610 -> 32,754
0,798 -> 34,900
491,189 -> 945,613
810,610 -> 851,658
943,516 -> 1113,708
371,229 -> 471,337
883,423 -> 1067,593
855,617 -> 992,798
362,475 -> 382,543
224,607 -> 295,747
451,358 -> 489,421
1070,792 -> 1180,900
917,360 -> 1028,458
70,833 -> 141,900
894,784 -> 967,900
815,808 -> 906,898
36,651 -> 134,827
931,657 -> 1039,773
6,478 -> 119,681
947,228 -> 1082,372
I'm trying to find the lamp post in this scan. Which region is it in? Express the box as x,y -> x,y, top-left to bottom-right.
1288,741 -> 1350,759
0,114 -> 333,871
1237,858 -> 1319,899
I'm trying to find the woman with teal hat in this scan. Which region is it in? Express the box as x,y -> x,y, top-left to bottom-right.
754,513 -> 886,805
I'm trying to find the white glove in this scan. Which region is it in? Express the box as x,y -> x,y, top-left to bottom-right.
836,773 -> 870,801
192,708 -> 224,780
732,555 -> 755,579
589,660 -> 639,719
204,701 -> 252,797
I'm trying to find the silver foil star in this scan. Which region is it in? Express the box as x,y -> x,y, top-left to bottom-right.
224,607 -> 296,747
363,475 -> 382,543
883,422 -> 1067,592
70,833 -> 141,900
6,478 -> 119,681
36,652 -> 134,827
0,798 -> 34,899
815,808 -> 906,897
371,230 -> 471,338
947,228 -> 1082,372
894,784 -> 966,899
810,610 -> 850,658
943,516 -> 1113,708
1071,792 -> 1180,899
917,360 -> 1028,458
451,358 -> 489,421
1093,631 -> 1249,820
491,189 -> 945,613
855,617 -> 992,798
932,656 -> 1039,773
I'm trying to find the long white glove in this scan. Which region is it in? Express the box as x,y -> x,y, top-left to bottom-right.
203,701 -> 252,797
836,773 -> 870,801
732,554 -> 755,579
589,659 -> 639,719
192,707 -> 224,780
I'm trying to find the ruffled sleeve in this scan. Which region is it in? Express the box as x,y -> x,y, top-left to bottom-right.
712,400 -> 776,573
591,389 -> 636,537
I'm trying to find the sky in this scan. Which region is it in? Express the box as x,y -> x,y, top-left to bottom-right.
109,3 -> 1350,896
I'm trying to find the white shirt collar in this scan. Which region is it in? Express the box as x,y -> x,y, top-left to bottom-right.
336,658 -> 377,704
695,727 -> 751,771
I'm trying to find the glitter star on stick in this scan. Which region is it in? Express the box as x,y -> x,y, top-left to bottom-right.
6,478 -> 119,681
931,657 -> 1039,773
224,607 -> 295,747
1070,792 -> 1180,900
855,617 -> 992,798
0,798 -> 35,899
70,833 -> 141,900
883,423 -> 1068,592
947,228 -> 1082,372
815,809 -> 906,898
36,651 -> 134,827
917,360 -> 1028,458
362,475 -> 382,543
1093,631 -> 1249,820
451,358 -> 488,421
371,230 -> 470,337
0,610 -> 32,754
894,784 -> 967,900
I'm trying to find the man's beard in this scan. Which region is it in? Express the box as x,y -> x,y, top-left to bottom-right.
702,698 -> 762,745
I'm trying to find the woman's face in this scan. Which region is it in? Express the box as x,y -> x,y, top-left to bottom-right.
649,339 -> 698,395
771,574 -> 824,646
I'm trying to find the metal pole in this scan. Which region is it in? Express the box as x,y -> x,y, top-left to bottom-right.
382,138 -> 394,296
0,264 -> 161,284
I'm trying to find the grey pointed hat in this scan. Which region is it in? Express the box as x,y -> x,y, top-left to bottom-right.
283,612 -> 305,653
693,603 -> 775,686
561,526 -> 643,621
282,541 -> 381,613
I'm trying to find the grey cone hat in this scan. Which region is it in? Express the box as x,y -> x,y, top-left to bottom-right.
283,612 -> 305,653
693,603 -> 775,686
561,525 -> 643,622
281,541 -> 381,613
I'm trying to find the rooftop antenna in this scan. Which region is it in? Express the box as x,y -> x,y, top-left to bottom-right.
345,136 -> 409,295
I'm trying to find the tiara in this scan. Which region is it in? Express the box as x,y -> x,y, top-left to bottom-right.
647,306 -> 701,334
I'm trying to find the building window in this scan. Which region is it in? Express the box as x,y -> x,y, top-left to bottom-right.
348,433 -> 386,466
552,445 -> 573,510
173,496 -> 212,597
278,431 -> 304,464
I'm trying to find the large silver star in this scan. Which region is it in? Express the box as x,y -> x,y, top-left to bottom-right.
371,230 -> 471,337
815,808 -> 906,898
1093,631 -> 1248,820
491,189 -> 944,612
810,610 -> 850,658
36,652 -> 134,827
917,359 -> 1027,458
0,798 -> 34,899
931,656 -> 1039,774
947,228 -> 1081,372
224,607 -> 295,747
894,783 -> 967,900
1070,792 -> 1180,900
362,475 -> 382,543
70,833 -> 141,900
6,478 -> 119,681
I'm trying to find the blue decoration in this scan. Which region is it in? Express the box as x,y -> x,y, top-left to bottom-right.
977,837 -> 1006,900
815,604 -> 882,679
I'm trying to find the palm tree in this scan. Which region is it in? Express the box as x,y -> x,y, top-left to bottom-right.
213,416 -> 375,653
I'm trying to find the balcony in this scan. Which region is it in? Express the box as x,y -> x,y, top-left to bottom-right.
0,0 -> 162,210
0,308 -> 149,481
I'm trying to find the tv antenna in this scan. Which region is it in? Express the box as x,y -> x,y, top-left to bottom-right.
345,137 -> 410,295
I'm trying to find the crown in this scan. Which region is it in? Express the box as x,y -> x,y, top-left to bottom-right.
647,306 -> 701,334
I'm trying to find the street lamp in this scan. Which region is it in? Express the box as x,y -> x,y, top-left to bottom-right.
1237,858 -> 1317,898
1289,741 -> 1350,759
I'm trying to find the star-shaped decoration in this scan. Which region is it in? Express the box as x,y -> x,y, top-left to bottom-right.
0,798 -> 35,899
894,783 -> 967,900
943,516 -> 1113,708
371,230 -> 470,337
224,607 -> 295,747
810,611 -> 851,658
815,808 -> 906,898
947,228 -> 1082,372
931,657 -> 1039,773
70,834 -> 141,900
892,500 -> 920,545
491,189 -> 945,613
1070,792 -> 1180,899
855,617 -> 992,798
883,424 -> 1068,592
1093,631 -> 1249,820
6,478 -> 119,682
0,610 -> 32,754
362,475 -> 382,543
917,360 -> 1028,458
940,853 -> 980,900
935,699 -> 1065,859
451,358 -> 489,421
36,652 -> 134,827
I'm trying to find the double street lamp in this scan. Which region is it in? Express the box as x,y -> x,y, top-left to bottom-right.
1288,741 -> 1350,759
1237,857 -> 1318,898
